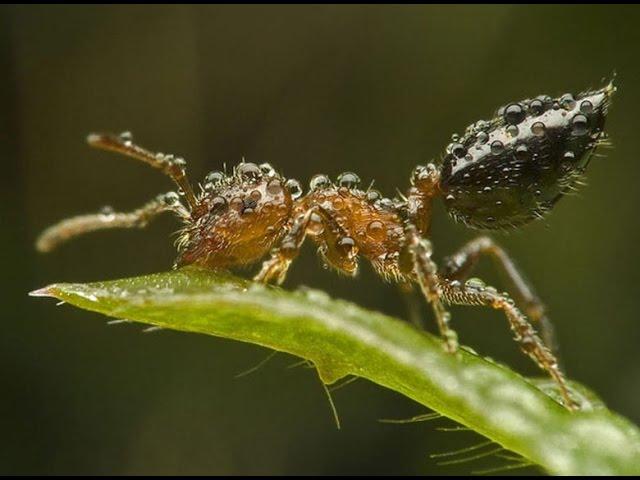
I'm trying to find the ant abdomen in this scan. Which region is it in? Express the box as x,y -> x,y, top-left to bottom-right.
439,83 -> 615,229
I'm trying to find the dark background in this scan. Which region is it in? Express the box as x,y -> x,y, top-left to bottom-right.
2,4 -> 640,475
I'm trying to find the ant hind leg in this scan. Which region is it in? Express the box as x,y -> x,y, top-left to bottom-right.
36,192 -> 188,253
440,236 -> 558,353
440,278 -> 577,410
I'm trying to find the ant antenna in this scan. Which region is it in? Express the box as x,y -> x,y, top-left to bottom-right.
87,132 -> 198,211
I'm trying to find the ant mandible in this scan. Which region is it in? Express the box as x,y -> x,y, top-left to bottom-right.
36,81 -> 616,411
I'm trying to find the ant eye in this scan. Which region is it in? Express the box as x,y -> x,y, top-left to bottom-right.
237,163 -> 261,180
337,172 -> 361,189
285,179 -> 303,199
309,174 -> 331,191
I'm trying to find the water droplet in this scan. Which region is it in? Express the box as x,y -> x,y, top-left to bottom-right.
506,125 -> 519,138
337,172 -> 361,189
163,192 -> 180,205
337,236 -> 355,254
580,100 -> 594,114
475,120 -> 489,132
366,220 -> 386,240
451,133 -> 460,142
560,93 -> 576,110
307,212 -> 324,235
230,197 -> 244,212
119,131 -> 133,146
333,198 -> 345,210
236,162 -> 261,180
285,179 -> 303,199
451,143 -> 466,159
249,190 -> 262,201
515,144 -> 529,160
531,121 -> 546,136
476,131 -> 489,144
465,277 -> 486,290
266,179 -> 282,195
210,196 -> 227,210
445,194 -> 455,201
100,205 -> 115,220
309,174 -> 331,190
529,99 -> 544,116
490,140 -> 504,155
504,103 -> 525,124
571,114 -> 589,136
259,163 -> 276,176
204,171 -> 224,186
172,157 -> 186,169
366,190 -> 381,202
564,151 -> 576,161
378,198 -> 394,210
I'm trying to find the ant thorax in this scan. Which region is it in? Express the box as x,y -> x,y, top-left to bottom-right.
294,173 -> 408,282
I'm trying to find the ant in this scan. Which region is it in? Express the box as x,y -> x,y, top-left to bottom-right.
36,81 -> 616,411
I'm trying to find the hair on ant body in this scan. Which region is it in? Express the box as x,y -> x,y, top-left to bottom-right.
36,81 -> 616,411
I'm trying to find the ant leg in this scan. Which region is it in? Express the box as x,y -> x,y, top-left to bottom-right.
405,226 -> 458,353
440,278 -> 577,410
36,192 -> 188,253
440,236 -> 557,352
87,132 -> 198,211
254,209 -> 317,284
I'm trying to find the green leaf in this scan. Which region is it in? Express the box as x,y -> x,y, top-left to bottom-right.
31,266 -> 640,475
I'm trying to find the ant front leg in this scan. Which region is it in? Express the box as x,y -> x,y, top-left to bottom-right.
405,226 -> 458,353
440,278 -> 577,410
254,208 -> 318,285
440,236 -> 558,353
36,192 -> 189,253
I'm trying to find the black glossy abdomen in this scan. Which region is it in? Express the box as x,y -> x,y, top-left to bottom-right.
439,86 -> 612,230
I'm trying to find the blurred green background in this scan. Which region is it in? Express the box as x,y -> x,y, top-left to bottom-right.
2,4 -> 640,475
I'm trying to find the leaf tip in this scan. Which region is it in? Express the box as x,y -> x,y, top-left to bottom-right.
28,285 -> 57,298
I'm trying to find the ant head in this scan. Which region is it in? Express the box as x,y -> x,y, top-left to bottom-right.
176,162 -> 301,268
439,82 -> 615,230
